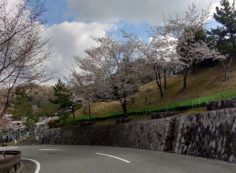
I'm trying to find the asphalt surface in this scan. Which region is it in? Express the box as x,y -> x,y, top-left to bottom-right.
19,160 -> 36,173
3,145 -> 236,173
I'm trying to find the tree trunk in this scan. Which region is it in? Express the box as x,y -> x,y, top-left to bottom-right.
0,66 -> 23,117
156,80 -> 164,98
154,66 -> 164,98
164,68 -> 167,89
224,68 -> 229,81
88,103 -> 91,121
0,102 -> 9,117
121,90 -> 128,117
0,79 -> 17,117
221,57 -> 232,81
71,105 -> 75,120
122,101 -> 128,118
83,107 -> 86,115
183,68 -> 188,90
145,96 -> 148,115
191,61 -> 196,74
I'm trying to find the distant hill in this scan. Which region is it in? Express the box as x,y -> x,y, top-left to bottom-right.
0,85 -> 54,118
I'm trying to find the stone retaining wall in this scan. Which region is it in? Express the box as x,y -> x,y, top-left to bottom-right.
40,108 -> 236,163
207,99 -> 236,110
174,109 -> 236,162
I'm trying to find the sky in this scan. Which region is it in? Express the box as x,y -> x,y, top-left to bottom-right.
26,0 -> 235,84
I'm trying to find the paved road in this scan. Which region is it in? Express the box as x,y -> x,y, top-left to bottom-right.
4,145 -> 236,173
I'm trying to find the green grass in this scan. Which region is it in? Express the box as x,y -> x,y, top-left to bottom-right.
127,88 -> 236,113
56,88 -> 236,127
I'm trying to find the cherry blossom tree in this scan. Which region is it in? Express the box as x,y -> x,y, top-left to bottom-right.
0,0 -> 50,116
165,3 -> 212,90
73,33 -> 141,117
138,27 -> 179,98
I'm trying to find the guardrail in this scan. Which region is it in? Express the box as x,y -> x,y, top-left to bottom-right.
0,151 -> 21,172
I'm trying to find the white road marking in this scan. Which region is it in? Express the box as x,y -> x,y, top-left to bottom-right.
0,146 -> 19,150
22,158 -> 41,173
39,148 -> 60,151
96,152 -> 131,163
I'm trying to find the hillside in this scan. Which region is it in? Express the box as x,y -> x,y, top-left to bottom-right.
0,85 -> 55,119
77,61 -> 236,117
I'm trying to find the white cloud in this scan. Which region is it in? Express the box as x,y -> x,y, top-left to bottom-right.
210,0 -> 235,16
43,22 -> 114,83
66,0 -> 223,24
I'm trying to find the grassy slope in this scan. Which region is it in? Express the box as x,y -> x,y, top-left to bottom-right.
76,61 -> 236,117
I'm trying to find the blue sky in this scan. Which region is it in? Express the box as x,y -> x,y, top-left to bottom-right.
42,0 -> 152,40
41,0 -> 220,39
37,0 -> 228,83
42,0 -> 72,25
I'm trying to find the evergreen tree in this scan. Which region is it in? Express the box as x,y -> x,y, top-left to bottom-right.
12,89 -> 33,121
210,0 -> 236,56
50,79 -> 73,114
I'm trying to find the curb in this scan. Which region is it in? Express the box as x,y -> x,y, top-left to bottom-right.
16,162 -> 24,173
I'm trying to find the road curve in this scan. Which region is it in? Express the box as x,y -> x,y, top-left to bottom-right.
13,145 -> 236,173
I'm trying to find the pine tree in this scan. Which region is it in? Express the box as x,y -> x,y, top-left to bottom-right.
51,79 -> 73,112
12,89 -> 33,121
210,0 -> 236,56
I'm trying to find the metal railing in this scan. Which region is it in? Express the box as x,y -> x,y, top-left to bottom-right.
0,151 -> 21,172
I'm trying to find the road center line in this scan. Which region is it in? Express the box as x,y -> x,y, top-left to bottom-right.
22,158 -> 41,173
39,148 -> 60,151
96,152 -> 131,163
